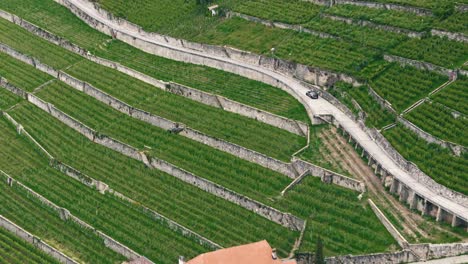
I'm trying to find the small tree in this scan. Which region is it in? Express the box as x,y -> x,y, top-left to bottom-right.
315,236 -> 325,264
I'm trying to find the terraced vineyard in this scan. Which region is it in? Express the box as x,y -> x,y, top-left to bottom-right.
391,36 -> 468,68
383,125 -> 468,195
324,4 -> 434,31
0,0 -> 309,122
0,226 -> 60,264
0,0 -> 467,262
406,102 -> 467,146
370,63 -> 448,112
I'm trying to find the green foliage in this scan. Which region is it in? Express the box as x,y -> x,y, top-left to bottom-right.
0,1 -> 309,122
0,89 -> 21,110
324,4 -> 434,31
405,102 -> 467,146
0,226 -> 60,264
36,81 -> 292,201
391,37 -> 468,68
370,63 -> 448,112
0,53 -> 52,92
432,78 -> 468,114
0,19 -> 82,69
305,17 -> 408,51
64,60 -> 306,161
9,103 -> 298,256
435,11 -> 468,35
315,236 -> 325,264
233,0 -> 322,24
0,119 -> 209,262
278,177 -> 396,256
330,82 -> 395,128
383,125 -> 468,195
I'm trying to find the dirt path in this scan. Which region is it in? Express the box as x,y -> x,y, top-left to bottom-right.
320,126 -> 465,243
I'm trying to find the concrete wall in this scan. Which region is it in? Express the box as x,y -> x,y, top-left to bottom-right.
323,14 -> 423,38
0,214 -> 78,264
384,54 -> 452,77
398,116 -> 465,156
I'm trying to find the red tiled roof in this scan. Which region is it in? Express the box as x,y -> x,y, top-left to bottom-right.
187,240 -> 296,264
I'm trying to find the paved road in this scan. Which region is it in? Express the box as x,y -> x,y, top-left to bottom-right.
66,0 -> 468,221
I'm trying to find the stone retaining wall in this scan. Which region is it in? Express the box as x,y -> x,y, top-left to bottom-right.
398,116 -> 465,156
0,43 -> 302,177
0,8 -> 310,137
368,85 -> 397,113
3,114 -> 222,251
226,11 -> 337,39
0,171 -> 143,262
431,29 -> 468,43
324,250 -> 417,264
53,0 -> 362,92
0,214 -> 78,264
368,199 -> 408,248
0,80 -> 305,231
167,82 -> 309,136
384,54 -> 452,77
410,242 -> 468,260
365,128 -> 467,206
181,128 -> 298,178
291,157 -> 365,193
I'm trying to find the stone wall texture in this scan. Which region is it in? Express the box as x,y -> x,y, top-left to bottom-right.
291,157 -> 365,193
431,29 -> 468,43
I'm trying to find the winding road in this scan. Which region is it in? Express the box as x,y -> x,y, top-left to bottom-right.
58,0 -> 468,223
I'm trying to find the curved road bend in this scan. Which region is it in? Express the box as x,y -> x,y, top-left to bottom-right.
66,0 -> 467,221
